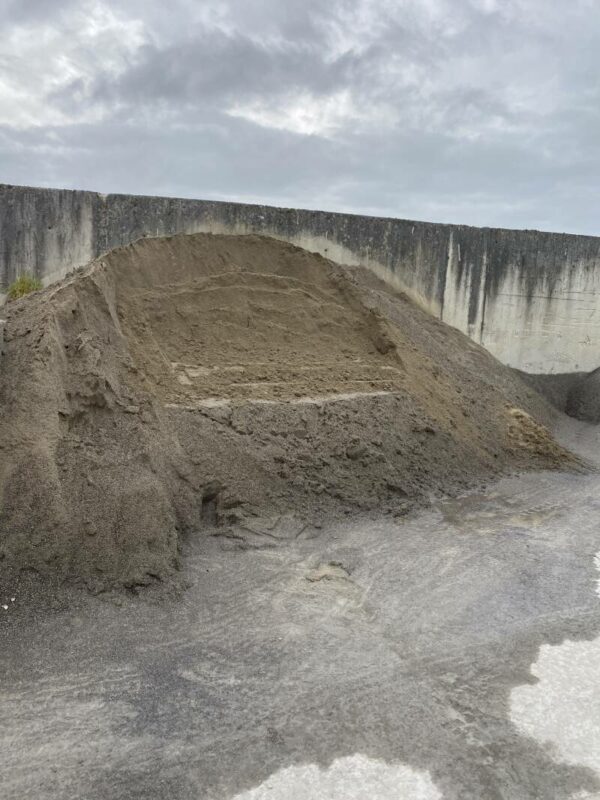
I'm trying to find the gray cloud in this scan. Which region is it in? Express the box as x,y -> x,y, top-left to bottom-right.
1,0 -> 76,23
1,0 -> 599,234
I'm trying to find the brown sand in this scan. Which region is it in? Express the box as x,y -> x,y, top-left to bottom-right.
0,233 -> 576,591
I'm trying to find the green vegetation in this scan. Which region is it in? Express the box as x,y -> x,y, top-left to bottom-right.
7,273 -> 43,301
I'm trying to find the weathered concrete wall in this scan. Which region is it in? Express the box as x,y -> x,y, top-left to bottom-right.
1,183 -> 600,374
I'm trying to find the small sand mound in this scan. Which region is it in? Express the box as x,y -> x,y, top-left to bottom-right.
507,407 -> 568,462
0,233 -> 576,590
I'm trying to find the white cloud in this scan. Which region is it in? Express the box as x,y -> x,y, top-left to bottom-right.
227,90 -> 394,138
1,0 -> 600,232
0,0 -> 146,128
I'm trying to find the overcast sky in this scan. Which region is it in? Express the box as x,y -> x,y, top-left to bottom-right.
0,0 -> 598,233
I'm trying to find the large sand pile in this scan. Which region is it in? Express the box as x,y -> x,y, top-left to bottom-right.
0,233 -> 574,590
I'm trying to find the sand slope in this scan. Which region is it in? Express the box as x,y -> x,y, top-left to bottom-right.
0,234 -> 574,589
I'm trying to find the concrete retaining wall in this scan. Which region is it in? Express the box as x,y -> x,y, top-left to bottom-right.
1,183 -> 599,374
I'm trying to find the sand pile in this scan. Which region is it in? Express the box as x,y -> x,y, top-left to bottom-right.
0,233 -> 575,590
519,368 -> 600,424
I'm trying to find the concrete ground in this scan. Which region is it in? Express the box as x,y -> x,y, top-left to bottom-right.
2,420 -> 600,800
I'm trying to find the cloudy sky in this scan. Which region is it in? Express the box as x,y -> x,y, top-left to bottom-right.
0,0 -> 599,233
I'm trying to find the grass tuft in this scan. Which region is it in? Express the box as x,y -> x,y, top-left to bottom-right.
7,273 -> 43,301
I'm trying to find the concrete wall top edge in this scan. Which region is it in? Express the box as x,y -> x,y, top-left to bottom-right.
2,182 -> 599,244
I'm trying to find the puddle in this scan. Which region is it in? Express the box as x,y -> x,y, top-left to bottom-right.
230,755 -> 441,799
510,551 -> 600,785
